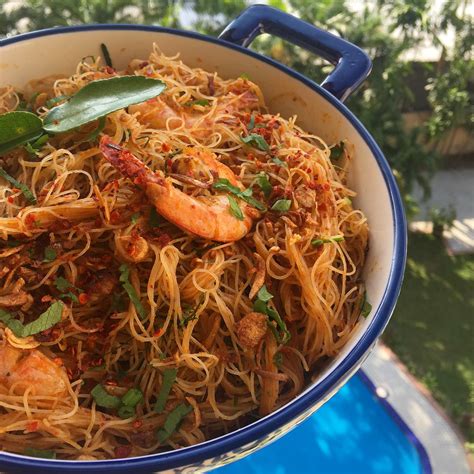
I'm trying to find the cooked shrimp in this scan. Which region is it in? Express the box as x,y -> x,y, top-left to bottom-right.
0,344 -> 70,397
99,136 -> 256,242
129,87 -> 261,132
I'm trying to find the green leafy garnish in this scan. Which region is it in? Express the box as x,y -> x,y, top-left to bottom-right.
213,178 -> 266,211
273,351 -> 283,368
91,384 -> 121,409
330,141 -> 345,161
0,167 -> 36,204
131,212 -> 141,224
156,403 -> 193,443
248,114 -> 255,130
241,133 -> 270,152
271,157 -> 287,167
121,388 -> 143,408
54,277 -> 82,302
0,111 -> 43,155
54,276 -> 73,292
256,285 -> 273,302
43,246 -> 57,262
185,99 -> 210,107
119,263 -> 147,320
255,173 -> 272,198
179,303 -> 199,328
240,73 -> 250,80
311,235 -> 345,246
25,134 -> 49,155
154,368 -> 178,413
253,285 -> 291,344
227,195 -> 244,220
0,301 -> 63,338
24,448 -> 56,459
100,43 -> 113,68
271,199 -> 292,212
117,405 -> 135,419
360,291 -> 372,318
43,76 -> 166,133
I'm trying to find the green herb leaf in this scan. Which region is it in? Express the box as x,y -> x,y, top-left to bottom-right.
185,99 -> 210,107
54,276 -> 72,292
21,301 -> 63,337
271,199 -> 292,212
59,291 -> 79,303
156,403 -> 193,443
256,173 -> 272,198
330,141 -> 345,161
240,73 -> 250,80
100,43 -> 113,68
154,368 -> 178,413
5,301 -> 63,338
43,246 -> 57,262
121,388 -> 143,408
253,288 -> 291,344
179,303 -> 199,328
213,178 -> 266,212
91,384 -> 121,409
248,114 -> 255,130
311,235 -> 345,246
117,405 -> 136,419
361,291 -> 372,318
0,111 -> 43,155
273,352 -> 283,368
25,134 -> 49,155
257,285 -> 273,303
119,263 -> 147,320
227,195 -> 244,221
241,133 -> 270,152
271,157 -> 287,167
131,212 -> 140,224
43,76 -> 166,134
24,448 -> 56,459
0,167 -> 37,204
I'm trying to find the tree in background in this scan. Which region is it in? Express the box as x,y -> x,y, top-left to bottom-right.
1,0 -> 472,217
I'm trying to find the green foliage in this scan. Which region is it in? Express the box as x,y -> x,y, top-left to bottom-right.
384,232 -> 474,449
1,0 -> 472,218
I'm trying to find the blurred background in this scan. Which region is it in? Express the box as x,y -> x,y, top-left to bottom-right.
1,0 -> 472,459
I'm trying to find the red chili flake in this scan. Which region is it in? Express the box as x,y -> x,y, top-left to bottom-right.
133,420 -> 143,429
109,210 -> 121,225
318,202 -> 327,213
161,143 -> 171,152
104,66 -> 116,75
78,293 -> 89,305
41,295 -> 53,303
166,159 -> 173,170
25,421 -> 39,433
12,187 -> 20,193
138,61 -> 149,69
153,328 -> 165,338
7,196 -> 14,203
114,446 -> 132,458
52,357 -> 63,367
323,183 -> 330,191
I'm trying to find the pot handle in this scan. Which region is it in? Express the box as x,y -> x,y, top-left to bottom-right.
219,4 -> 371,102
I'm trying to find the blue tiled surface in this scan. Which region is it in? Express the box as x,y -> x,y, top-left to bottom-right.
216,374 -> 423,474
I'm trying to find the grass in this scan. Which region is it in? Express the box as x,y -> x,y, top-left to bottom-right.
384,232 -> 474,452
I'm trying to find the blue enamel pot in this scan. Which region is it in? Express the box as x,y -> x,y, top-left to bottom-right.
0,4 -> 406,473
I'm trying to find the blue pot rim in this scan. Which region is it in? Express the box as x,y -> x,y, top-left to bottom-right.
0,24 -> 407,472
